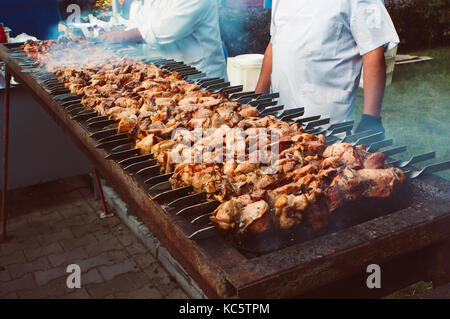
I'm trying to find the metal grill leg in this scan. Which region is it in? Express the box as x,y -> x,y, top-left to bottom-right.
1,69 -> 12,243
92,166 -> 113,219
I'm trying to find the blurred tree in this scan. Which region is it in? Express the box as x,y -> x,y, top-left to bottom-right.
386,0 -> 449,51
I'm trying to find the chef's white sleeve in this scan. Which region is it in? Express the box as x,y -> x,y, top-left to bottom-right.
269,0 -> 278,42
350,0 -> 400,55
137,0 -> 206,45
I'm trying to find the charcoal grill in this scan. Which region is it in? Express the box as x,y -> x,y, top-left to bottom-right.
1,41 -> 450,298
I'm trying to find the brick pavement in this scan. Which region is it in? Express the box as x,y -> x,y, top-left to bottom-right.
3,176 -> 447,299
0,175 -> 188,299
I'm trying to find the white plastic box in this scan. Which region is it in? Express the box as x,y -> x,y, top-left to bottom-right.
227,54 -> 264,92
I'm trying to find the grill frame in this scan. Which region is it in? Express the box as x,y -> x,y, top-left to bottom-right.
1,42 -> 450,298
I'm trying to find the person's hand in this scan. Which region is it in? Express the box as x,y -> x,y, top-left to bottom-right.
355,114 -> 385,137
100,31 -> 128,43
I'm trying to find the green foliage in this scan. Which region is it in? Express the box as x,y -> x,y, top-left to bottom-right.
355,47 -> 450,181
386,0 -> 450,51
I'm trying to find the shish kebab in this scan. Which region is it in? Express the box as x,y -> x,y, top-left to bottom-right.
21,39 -> 405,236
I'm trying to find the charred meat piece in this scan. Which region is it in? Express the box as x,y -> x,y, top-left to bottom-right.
324,167 -> 405,213
211,197 -> 271,235
273,194 -> 307,230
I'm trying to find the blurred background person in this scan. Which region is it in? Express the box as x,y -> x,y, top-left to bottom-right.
255,0 -> 399,133
101,0 -> 227,79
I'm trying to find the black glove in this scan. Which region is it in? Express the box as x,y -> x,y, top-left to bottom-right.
355,114 -> 385,137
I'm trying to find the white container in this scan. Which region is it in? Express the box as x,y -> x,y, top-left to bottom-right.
227,54 -> 264,92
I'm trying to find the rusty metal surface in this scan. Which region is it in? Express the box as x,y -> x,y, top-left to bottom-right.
1,43 -> 450,298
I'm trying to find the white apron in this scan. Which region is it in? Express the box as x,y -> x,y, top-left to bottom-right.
130,0 -> 227,79
270,0 -> 399,124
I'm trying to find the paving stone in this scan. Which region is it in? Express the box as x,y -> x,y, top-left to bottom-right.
84,196 -> 103,210
41,198 -> 82,214
0,273 -> 36,297
78,211 -> 102,224
67,211 -> 101,226
18,276 -> 71,299
86,271 -> 149,299
34,265 -> 67,286
28,210 -> 62,225
94,231 -> 120,243
133,253 -> 157,269
22,221 -> 56,237
115,285 -> 162,299
0,269 -> 12,282
38,228 -> 74,246
70,221 -> 106,238
24,242 -> 64,262
60,233 -> 97,251
56,214 -> 88,229
1,292 -> 19,299
54,189 -> 85,202
20,210 -> 43,222
99,216 -> 122,228
164,287 -> 189,299
48,247 -> 88,267
5,225 -> 43,241
34,263 -> 104,289
98,259 -> 139,281
84,237 -> 122,257
125,241 -> 148,256
116,232 -> 136,247
77,250 -> 128,273
112,223 -> 133,235
58,204 -> 93,219
41,207 -> 67,216
8,256 -> 52,279
78,185 -> 94,198
2,176 -> 187,300
0,237 -> 21,258
7,216 -> 31,231
82,268 -> 104,286
13,234 -> 40,250
143,264 -> 179,297
57,288 -> 91,299
1,250 -> 26,267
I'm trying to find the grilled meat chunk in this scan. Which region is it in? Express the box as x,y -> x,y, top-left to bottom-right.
325,167 -> 405,212
211,197 -> 271,235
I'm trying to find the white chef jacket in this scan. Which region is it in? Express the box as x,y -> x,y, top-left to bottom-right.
131,0 -> 227,79
270,0 -> 399,124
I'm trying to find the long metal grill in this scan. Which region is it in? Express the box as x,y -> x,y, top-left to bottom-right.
1,41 -> 450,298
